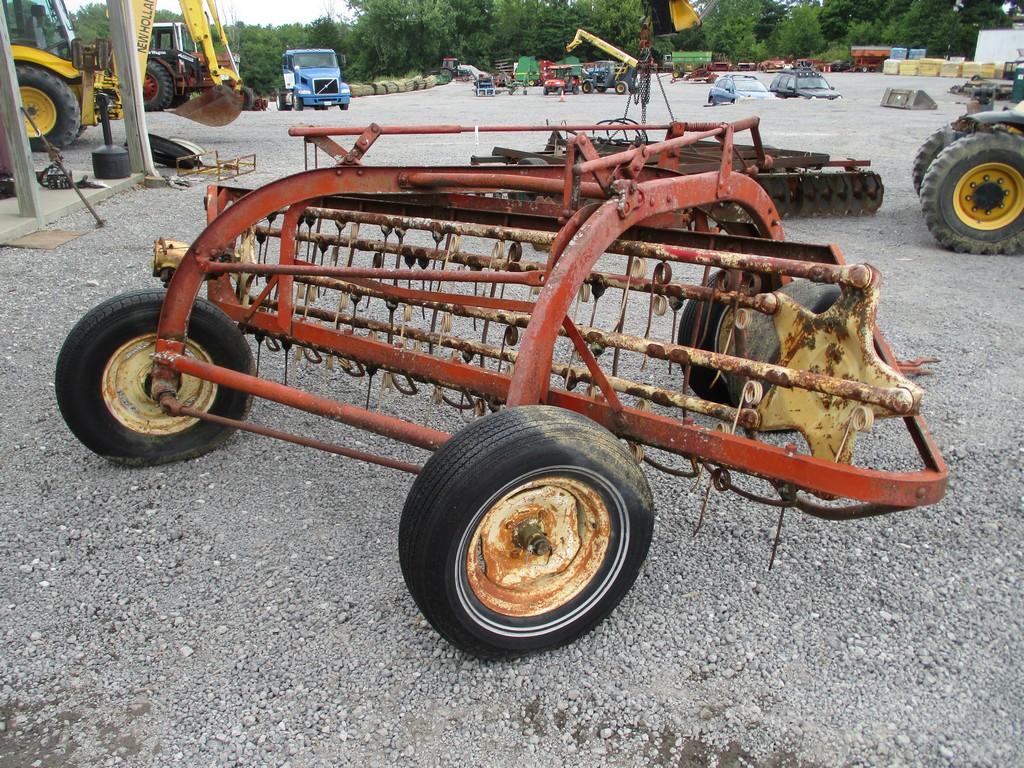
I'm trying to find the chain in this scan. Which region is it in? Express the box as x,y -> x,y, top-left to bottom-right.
655,64 -> 675,122
621,21 -> 675,126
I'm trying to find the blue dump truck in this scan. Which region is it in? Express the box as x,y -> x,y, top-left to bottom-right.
276,48 -> 350,111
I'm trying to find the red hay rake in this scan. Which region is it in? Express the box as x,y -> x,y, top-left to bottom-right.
56,120 -> 947,656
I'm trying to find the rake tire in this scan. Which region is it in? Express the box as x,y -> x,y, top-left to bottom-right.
399,406 -> 654,658
55,289 -> 254,466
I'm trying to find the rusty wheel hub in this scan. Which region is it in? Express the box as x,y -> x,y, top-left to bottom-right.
465,477 -> 611,617
101,333 -> 217,435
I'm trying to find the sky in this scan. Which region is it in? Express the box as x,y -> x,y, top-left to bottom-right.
63,0 -> 352,27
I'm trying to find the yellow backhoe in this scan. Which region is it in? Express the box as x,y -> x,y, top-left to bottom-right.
4,0 -> 249,152
4,0 -> 122,149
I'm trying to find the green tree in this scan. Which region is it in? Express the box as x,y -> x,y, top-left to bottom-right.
71,3 -> 109,41
755,0 -> 787,42
819,0 -> 885,42
306,14 -> 348,59
774,4 -> 824,58
882,0 -> 994,54
846,19 -> 885,45
703,0 -> 762,61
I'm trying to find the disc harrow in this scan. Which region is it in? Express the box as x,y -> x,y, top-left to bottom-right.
459,123 -> 884,218
57,119 -> 945,657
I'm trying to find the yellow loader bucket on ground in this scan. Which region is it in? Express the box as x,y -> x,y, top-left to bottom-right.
170,86 -> 243,127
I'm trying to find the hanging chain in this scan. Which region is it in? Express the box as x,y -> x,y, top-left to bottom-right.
621,20 -> 675,127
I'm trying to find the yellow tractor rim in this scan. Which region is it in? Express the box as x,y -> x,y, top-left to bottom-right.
101,333 -> 217,435
465,476 -> 611,617
20,86 -> 57,137
953,161 -> 1024,231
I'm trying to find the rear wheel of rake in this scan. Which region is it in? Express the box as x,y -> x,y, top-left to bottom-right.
723,280 -> 840,406
678,275 -> 839,405
399,406 -> 654,658
55,289 -> 254,466
676,270 -> 732,404
677,296 -> 731,404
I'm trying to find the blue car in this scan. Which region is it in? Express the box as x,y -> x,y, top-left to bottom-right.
707,74 -> 774,105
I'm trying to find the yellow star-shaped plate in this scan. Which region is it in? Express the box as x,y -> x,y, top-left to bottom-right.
755,277 -> 922,463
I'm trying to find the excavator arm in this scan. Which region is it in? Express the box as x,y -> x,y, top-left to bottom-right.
178,0 -> 240,87
200,0 -> 241,81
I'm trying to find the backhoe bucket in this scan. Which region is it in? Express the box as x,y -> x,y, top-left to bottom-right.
170,86 -> 243,127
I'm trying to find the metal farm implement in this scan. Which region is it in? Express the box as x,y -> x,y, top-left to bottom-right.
464,120 -> 884,218
56,120 -> 947,658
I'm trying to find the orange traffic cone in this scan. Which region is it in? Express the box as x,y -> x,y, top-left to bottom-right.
559,92 -> 566,103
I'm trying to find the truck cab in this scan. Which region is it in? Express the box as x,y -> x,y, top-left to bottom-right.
277,48 -> 350,111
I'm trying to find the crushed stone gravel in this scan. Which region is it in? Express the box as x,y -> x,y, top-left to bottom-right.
1,72 -> 1022,767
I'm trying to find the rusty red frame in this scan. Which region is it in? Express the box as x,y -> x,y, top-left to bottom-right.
147,121 -> 947,518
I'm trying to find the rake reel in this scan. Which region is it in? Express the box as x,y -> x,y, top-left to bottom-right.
56,120 -> 947,657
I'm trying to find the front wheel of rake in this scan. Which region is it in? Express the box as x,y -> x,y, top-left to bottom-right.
55,289 -> 254,466
399,406 -> 654,658
920,131 -> 1024,255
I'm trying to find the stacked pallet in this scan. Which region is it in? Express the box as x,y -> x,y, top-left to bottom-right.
916,58 -> 944,76
885,59 -> 1003,77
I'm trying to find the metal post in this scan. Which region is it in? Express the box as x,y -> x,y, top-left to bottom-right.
0,9 -> 41,222
106,0 -> 159,178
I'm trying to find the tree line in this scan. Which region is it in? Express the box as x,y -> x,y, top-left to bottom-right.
70,0 -> 1019,96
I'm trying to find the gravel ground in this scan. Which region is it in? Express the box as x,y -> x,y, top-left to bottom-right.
1,72 -> 1022,767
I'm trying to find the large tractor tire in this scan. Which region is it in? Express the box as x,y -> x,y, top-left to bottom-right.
919,131 -> 1024,255
16,65 -> 80,151
143,61 -> 174,112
